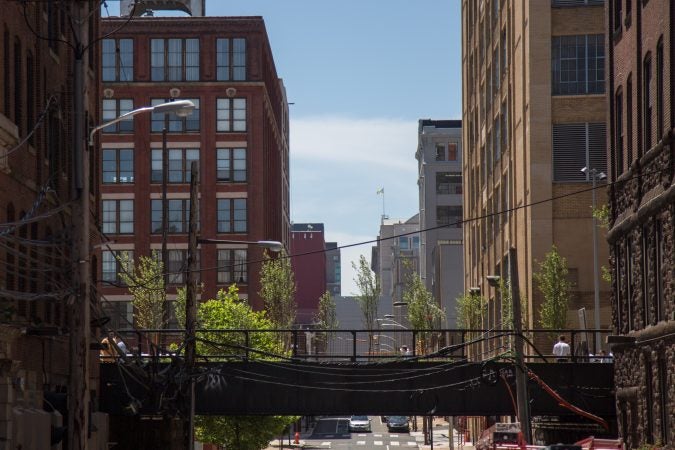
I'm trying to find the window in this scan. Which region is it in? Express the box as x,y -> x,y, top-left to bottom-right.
448,143 -> 458,161
398,237 -> 410,250
615,88 -> 624,177
552,0 -> 604,5
216,98 -> 247,132
101,300 -> 133,330
643,53 -> 653,150
102,38 -> 133,82
642,225 -> 651,327
656,39 -> 663,139
412,236 -> 420,249
500,101 -> 508,151
435,144 -> 445,161
151,38 -> 199,81
102,149 -> 134,183
552,34 -> 605,95
102,250 -> 133,285
151,98 -> 200,132
552,123 -> 607,182
613,0 -> 622,31
500,28 -> 507,77
218,249 -> 247,284
151,199 -> 192,234
167,249 -> 200,284
14,38 -> 22,135
3,29 -> 9,116
436,172 -> 462,195
26,52 -> 34,145
102,199 -> 134,234
217,199 -> 247,233
216,148 -> 246,182
216,38 -> 246,81
151,148 -> 199,183
655,220 -> 664,322
437,206 -> 463,228
102,99 -> 134,133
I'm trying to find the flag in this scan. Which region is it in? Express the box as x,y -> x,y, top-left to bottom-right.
376,187 -> 384,195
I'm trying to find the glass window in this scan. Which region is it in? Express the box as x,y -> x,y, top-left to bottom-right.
151,38 -> 199,81
151,98 -> 200,132
217,198 -> 247,233
437,206 -> 463,228
552,123 -> 607,182
398,237 -> 410,250
151,148 -> 199,183
435,144 -> 445,161
102,250 -> 133,285
217,249 -> 247,284
643,53 -> 653,150
436,172 -> 463,195
151,199 -> 194,234
102,148 -> 134,183
216,148 -> 246,182
102,99 -> 134,133
216,98 -> 247,132
216,38 -> 246,81
102,38 -> 133,82
552,34 -> 605,95
102,199 -> 134,234
448,143 -> 458,161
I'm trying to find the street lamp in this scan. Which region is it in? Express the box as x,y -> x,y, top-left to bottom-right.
581,166 -> 607,353
88,99 -> 195,145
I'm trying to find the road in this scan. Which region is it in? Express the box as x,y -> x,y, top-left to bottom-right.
303,416 -> 419,449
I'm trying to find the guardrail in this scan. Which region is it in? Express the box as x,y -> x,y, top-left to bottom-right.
103,328 -> 614,364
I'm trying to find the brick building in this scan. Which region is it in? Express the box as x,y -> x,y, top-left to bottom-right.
98,16 -> 290,326
291,223 -> 328,325
606,0 -> 674,447
0,1 -> 106,448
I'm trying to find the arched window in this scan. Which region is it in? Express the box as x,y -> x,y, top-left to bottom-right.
642,52 -> 653,152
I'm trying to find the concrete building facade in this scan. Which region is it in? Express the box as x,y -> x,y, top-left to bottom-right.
606,0 -> 675,447
416,119 -> 464,326
98,16 -> 290,325
325,242 -> 341,297
461,0 -> 611,343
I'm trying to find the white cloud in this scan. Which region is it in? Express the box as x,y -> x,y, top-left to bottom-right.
291,116 -> 419,171
289,116 -> 421,298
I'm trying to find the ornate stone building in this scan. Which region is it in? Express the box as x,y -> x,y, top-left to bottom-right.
606,0 -> 674,447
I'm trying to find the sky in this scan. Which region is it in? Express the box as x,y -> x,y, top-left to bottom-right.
104,0 -> 463,295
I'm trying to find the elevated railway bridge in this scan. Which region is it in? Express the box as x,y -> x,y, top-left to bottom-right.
99,328 -> 615,425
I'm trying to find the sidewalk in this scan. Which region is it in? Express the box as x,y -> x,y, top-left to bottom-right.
264,417 -> 319,449
411,416 -> 476,450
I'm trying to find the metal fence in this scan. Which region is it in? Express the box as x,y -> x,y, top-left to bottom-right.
105,328 -> 613,364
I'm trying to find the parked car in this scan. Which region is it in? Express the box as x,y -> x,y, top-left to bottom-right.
349,415 -> 371,432
386,416 -> 410,432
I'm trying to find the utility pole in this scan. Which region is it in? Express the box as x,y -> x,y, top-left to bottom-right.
508,247 -> 531,443
69,2 -> 91,449
183,161 -> 199,450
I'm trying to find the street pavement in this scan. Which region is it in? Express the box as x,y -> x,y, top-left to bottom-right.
266,416 -> 473,449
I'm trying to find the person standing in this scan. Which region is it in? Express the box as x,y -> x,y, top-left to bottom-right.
552,335 -> 571,362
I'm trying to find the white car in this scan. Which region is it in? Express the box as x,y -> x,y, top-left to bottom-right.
348,415 -> 371,432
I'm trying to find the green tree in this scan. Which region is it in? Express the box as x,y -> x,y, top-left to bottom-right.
314,291 -> 338,330
258,250 -> 297,329
117,252 -> 165,329
499,278 -> 529,330
455,291 -> 486,332
533,245 -> 571,330
403,270 -> 444,354
352,255 -> 380,353
193,285 -> 296,449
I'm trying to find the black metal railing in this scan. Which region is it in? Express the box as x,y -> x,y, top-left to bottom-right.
104,328 -> 614,364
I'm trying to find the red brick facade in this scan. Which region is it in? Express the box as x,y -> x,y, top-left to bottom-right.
98,17 -> 290,318
607,1 -> 675,447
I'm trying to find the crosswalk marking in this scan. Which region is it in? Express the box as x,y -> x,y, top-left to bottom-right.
374,441 -> 384,446
374,433 -> 383,437
390,434 -> 399,438
407,442 -> 417,447
320,441 -> 331,447
357,441 -> 366,445
390,441 -> 400,446
358,434 -> 366,437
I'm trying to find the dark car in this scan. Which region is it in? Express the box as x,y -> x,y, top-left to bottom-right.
386,416 -> 410,432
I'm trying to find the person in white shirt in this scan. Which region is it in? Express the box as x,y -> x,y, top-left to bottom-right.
552,335 -> 571,362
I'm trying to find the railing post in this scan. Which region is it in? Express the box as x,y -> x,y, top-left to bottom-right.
244,330 -> 250,361
351,331 -> 357,362
571,330 -> 576,363
292,330 -> 298,358
461,331 -> 466,360
412,331 -> 417,357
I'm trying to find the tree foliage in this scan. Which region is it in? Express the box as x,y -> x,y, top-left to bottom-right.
117,252 -> 165,329
193,285 -> 296,449
314,291 -> 339,330
352,255 -> 380,331
258,250 -> 297,329
499,278 -> 529,330
403,271 -> 444,330
533,245 -> 571,330
455,291 -> 486,331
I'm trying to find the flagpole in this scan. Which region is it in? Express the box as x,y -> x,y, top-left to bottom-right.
377,187 -> 386,220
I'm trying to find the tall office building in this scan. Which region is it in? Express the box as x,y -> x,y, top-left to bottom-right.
98,16 -> 290,325
325,242 -> 341,297
607,0 -> 674,446
462,1 -> 611,341
416,119 -> 464,326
